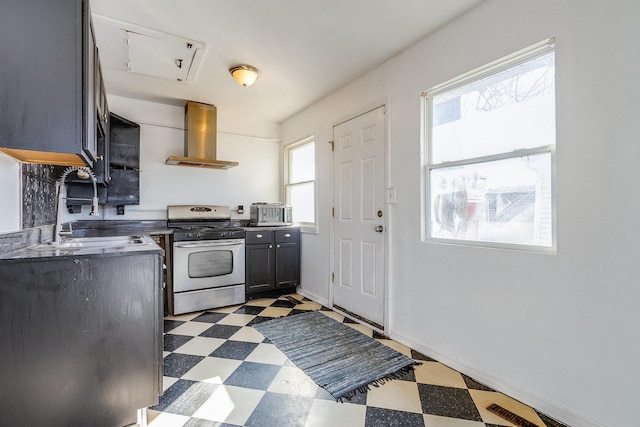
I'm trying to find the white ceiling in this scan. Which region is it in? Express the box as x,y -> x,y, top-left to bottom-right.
91,0 -> 484,124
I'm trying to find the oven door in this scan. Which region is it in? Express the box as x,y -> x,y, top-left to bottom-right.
173,239 -> 245,292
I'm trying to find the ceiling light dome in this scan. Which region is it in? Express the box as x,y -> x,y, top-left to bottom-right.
229,64 -> 260,87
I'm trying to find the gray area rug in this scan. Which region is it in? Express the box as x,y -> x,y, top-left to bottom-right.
253,311 -> 419,400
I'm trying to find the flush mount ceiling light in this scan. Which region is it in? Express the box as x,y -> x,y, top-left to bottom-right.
229,64 -> 260,87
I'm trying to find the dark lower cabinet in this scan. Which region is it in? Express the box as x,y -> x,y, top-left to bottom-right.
0,252 -> 163,427
246,228 -> 300,295
246,240 -> 275,292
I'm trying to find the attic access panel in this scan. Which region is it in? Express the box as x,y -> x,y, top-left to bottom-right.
127,31 -> 204,82
92,14 -> 205,82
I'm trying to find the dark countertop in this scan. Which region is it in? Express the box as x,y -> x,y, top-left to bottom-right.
70,220 -> 172,237
0,234 -> 163,261
0,221 -> 170,258
0,221 -> 300,260
244,225 -> 300,231
0,225 -> 54,257
71,220 -> 299,235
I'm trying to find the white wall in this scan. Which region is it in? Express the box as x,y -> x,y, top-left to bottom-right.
63,96 -> 282,222
0,152 -> 20,232
282,1 -> 640,426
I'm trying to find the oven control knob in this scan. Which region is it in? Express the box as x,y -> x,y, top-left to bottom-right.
187,232 -> 193,239
196,232 -> 202,239
221,231 -> 227,238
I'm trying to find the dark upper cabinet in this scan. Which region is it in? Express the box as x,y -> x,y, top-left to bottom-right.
109,114 -> 140,169
93,46 -> 110,185
0,0 -> 103,167
245,228 -> 300,294
66,112 -> 140,211
107,113 -> 140,207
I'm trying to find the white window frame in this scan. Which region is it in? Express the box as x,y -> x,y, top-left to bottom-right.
422,39 -> 557,253
284,135 -> 317,233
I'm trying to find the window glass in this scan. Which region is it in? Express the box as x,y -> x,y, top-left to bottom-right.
431,52 -> 555,164
288,182 -> 315,223
430,153 -> 552,246
425,42 -> 555,250
285,137 -> 316,227
290,142 -> 315,183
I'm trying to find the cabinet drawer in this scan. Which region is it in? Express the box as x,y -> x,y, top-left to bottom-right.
246,231 -> 275,244
276,229 -> 300,243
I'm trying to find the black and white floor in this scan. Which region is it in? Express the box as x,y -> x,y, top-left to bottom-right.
149,294 -> 568,427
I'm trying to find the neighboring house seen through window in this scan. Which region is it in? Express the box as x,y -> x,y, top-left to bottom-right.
285,136 -> 315,229
423,39 -> 556,251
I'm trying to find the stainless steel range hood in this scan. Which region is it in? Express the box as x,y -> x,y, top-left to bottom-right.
165,101 -> 239,169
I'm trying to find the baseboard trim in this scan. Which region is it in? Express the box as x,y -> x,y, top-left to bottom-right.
296,288 -> 328,307
296,291 -> 603,426
331,304 -> 385,334
387,329 -> 605,427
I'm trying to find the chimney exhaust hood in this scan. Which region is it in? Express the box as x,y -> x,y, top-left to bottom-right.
165,101 -> 239,169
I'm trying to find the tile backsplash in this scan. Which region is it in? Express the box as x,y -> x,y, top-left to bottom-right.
21,164 -> 63,229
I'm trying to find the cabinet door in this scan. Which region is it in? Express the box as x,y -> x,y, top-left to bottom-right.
275,242 -> 300,288
93,118 -> 109,185
245,243 -> 275,292
84,14 -> 98,161
109,113 -> 141,169
93,48 -> 110,184
0,253 -> 162,426
275,229 -> 300,243
246,231 -> 274,245
0,0 -> 89,164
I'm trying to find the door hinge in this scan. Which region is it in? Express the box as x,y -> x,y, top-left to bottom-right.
328,140 -> 334,152
332,207 -> 334,217
331,272 -> 334,282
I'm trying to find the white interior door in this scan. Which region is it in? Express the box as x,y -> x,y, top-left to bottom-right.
332,106 -> 386,328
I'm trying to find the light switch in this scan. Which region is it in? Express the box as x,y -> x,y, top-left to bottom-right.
386,187 -> 397,204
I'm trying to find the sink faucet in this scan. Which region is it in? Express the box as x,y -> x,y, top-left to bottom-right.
54,166 -> 99,243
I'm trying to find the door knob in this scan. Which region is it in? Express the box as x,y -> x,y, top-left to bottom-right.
374,225 -> 384,233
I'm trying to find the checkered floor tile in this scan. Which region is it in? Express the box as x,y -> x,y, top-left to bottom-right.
147,294 -> 568,427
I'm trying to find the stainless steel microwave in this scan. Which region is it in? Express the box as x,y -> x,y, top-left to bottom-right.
249,203 -> 293,226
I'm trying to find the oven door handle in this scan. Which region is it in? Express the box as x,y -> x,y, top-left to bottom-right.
174,239 -> 245,249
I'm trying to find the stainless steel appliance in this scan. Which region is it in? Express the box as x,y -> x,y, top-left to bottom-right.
165,102 -> 239,169
249,202 -> 293,226
168,205 -> 245,315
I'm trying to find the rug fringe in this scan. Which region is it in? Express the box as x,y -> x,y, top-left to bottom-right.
336,362 -> 422,402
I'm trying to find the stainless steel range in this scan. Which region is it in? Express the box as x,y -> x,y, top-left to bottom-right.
168,205 -> 245,315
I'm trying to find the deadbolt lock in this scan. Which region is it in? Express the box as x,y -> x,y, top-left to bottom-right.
377,210 -> 383,218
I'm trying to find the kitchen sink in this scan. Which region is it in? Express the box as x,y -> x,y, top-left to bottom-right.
24,235 -> 156,254
43,236 -> 146,248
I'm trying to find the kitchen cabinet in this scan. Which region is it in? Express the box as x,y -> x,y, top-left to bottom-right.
0,0 -> 104,167
0,250 -> 163,426
245,228 -> 300,295
105,113 -> 140,209
66,112 -> 140,213
151,233 -> 173,316
93,51 -> 111,185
